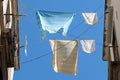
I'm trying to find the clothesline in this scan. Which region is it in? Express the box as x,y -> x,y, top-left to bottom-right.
21,25 -> 104,64
20,3 -> 104,64
20,26 -> 92,64
17,0 -> 103,33
21,13 -> 104,64
19,12 -> 99,47
36,2 -> 103,39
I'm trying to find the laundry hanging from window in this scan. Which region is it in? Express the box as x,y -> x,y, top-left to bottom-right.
7,67 -> 14,80
24,35 -> 28,56
80,40 -> 95,53
49,40 -> 78,75
82,13 -> 98,26
36,10 -> 75,39
3,0 -> 13,28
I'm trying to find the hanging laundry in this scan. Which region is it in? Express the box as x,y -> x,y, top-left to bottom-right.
7,67 -> 14,80
82,13 -> 98,26
3,0 -> 13,28
49,40 -> 78,75
15,34 -> 19,52
24,35 -> 28,56
3,0 -> 8,14
80,40 -> 95,53
36,10 -> 75,39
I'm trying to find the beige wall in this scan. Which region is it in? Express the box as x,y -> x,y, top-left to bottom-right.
111,0 -> 120,59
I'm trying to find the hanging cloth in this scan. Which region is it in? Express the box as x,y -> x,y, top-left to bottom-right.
82,13 -> 98,26
7,67 -> 14,80
80,40 -> 95,53
49,40 -> 78,75
3,0 -> 8,26
36,10 -> 75,39
3,0 -> 13,28
24,35 -> 28,56
3,0 -> 9,14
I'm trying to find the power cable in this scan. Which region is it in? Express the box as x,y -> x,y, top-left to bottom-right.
21,14 -> 104,64
33,3 -> 104,46
21,26 -> 92,64
20,3 -> 105,64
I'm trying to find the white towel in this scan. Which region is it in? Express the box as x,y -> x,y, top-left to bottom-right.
80,40 -> 95,53
49,40 -> 78,75
82,13 -> 98,26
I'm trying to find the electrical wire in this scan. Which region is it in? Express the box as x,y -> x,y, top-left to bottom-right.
21,14 -> 104,64
20,3 -> 105,64
21,26 -> 92,64
30,2 -> 104,46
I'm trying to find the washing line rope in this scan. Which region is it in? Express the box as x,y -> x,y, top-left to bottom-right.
21,3 -> 105,64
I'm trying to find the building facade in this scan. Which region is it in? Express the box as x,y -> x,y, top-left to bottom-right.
103,0 -> 120,80
0,0 -> 19,80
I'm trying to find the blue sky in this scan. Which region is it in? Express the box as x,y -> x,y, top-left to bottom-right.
14,0 -> 108,80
